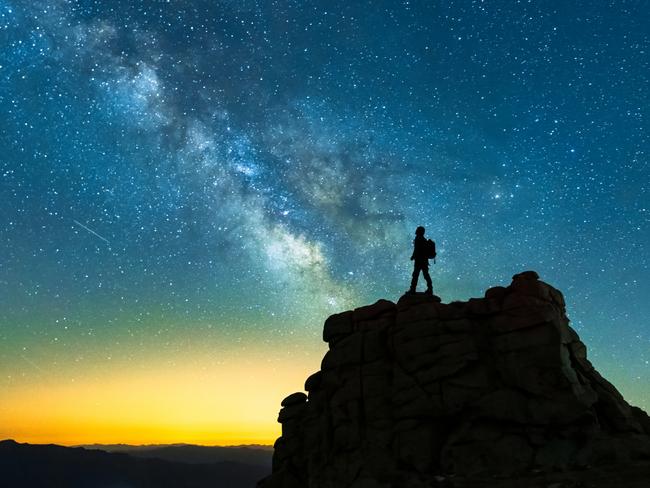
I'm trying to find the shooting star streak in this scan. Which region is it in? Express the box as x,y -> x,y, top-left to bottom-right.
20,355 -> 46,375
73,219 -> 110,245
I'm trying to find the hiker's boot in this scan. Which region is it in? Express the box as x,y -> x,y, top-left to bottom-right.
425,288 -> 433,296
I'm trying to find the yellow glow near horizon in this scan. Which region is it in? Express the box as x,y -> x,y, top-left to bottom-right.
0,352 -> 319,446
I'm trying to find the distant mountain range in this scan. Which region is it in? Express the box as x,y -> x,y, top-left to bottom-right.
78,442 -> 273,468
0,439 -> 272,488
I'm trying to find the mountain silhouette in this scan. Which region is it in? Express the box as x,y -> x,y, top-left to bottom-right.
0,439 -> 269,488
259,271 -> 650,487
77,443 -> 272,468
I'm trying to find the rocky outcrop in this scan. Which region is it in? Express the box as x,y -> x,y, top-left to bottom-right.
258,272 -> 650,488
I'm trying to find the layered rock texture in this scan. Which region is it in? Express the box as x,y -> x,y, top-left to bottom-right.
258,272 -> 650,488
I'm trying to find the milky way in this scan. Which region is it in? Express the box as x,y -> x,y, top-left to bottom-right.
0,1 -> 648,443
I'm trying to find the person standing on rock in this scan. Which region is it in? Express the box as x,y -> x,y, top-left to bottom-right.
408,226 -> 434,295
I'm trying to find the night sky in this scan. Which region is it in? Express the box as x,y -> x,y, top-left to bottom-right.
1,0 -> 648,445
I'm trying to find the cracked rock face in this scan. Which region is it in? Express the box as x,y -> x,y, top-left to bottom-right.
258,272 -> 650,488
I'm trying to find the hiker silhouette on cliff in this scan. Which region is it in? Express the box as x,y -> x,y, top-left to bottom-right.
408,226 -> 435,295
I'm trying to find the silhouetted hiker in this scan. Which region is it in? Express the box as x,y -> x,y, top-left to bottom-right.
408,226 -> 435,295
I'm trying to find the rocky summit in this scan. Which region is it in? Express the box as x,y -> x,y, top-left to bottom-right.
258,272 -> 650,488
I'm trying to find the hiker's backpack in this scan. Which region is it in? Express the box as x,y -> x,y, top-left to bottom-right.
426,239 -> 437,261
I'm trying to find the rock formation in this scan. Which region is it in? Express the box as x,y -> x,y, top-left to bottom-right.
258,272 -> 650,488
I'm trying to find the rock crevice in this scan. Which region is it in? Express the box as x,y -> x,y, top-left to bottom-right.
259,272 -> 650,488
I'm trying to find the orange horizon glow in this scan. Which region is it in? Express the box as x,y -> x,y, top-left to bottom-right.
0,350 -> 320,447
1,435 -> 275,448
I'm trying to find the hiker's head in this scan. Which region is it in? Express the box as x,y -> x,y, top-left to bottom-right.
415,226 -> 425,236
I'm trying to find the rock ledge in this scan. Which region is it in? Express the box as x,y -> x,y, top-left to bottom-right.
259,272 -> 650,488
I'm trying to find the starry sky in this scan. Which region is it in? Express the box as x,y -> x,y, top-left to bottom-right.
1,0 -> 648,445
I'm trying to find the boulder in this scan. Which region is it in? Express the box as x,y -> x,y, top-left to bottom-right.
281,392 -> 307,407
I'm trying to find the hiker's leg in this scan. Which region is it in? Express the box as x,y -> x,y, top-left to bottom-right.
410,265 -> 420,291
423,266 -> 432,292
